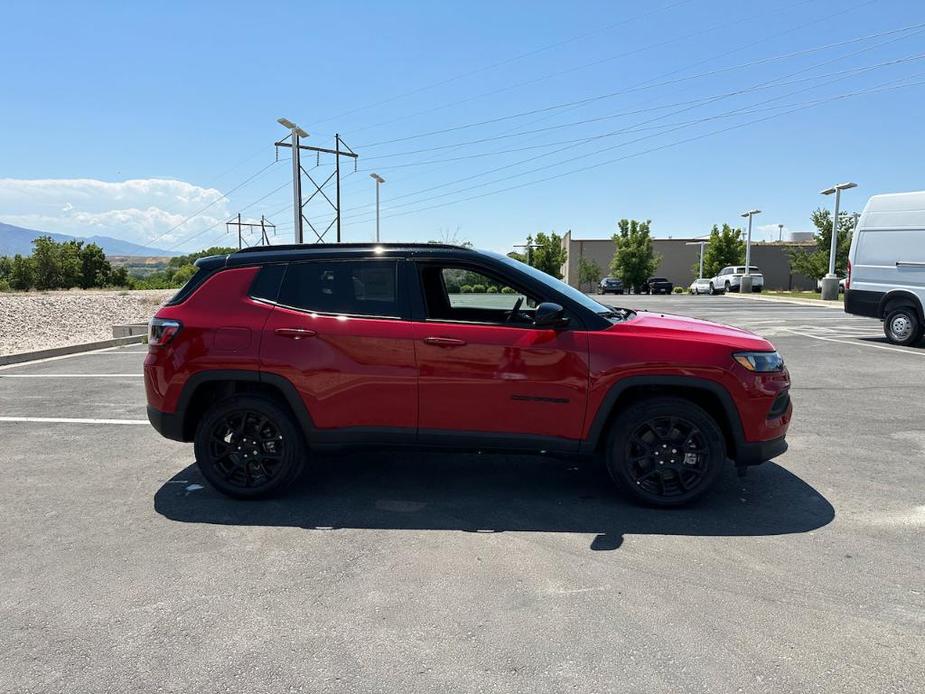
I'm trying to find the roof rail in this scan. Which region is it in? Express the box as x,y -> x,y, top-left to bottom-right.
234,242 -> 470,254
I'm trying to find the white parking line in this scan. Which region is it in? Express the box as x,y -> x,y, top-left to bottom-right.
782,328 -> 925,356
0,374 -> 142,378
0,416 -> 148,425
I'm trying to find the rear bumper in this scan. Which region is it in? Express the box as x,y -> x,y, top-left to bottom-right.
147,405 -> 185,442
844,288 -> 883,318
734,436 -> 788,466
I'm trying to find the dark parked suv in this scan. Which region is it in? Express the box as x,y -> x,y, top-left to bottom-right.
640,277 -> 674,294
146,243 -> 791,506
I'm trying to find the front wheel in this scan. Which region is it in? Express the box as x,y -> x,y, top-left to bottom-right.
605,397 -> 726,507
194,394 -> 306,498
884,307 -> 923,346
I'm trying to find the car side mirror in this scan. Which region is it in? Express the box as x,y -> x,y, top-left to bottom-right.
533,302 -> 569,330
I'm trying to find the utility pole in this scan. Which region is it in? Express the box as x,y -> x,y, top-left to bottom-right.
778,223 -> 784,242
685,240 -> 708,278
275,120 -> 358,244
370,173 -> 385,242
740,209 -> 761,293
226,214 -> 277,248
820,182 -> 857,300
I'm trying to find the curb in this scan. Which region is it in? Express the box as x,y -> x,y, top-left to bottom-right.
724,293 -> 846,309
0,335 -> 145,366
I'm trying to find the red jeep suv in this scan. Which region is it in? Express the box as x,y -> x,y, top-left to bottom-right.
145,243 -> 791,506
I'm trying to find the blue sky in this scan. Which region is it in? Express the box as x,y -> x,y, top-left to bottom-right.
1,0 -> 924,252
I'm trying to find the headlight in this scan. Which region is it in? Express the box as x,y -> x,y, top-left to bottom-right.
733,351 -> 784,372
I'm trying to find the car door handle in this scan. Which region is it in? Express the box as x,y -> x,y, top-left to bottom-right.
423,336 -> 467,347
274,327 -> 318,340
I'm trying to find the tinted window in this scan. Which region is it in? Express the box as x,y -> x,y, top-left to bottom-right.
278,260 -> 400,317
248,263 -> 287,302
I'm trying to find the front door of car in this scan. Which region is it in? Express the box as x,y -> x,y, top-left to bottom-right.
260,258 -> 418,436
412,263 -> 590,445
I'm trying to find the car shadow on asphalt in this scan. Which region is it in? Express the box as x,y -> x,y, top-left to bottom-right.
154,453 -> 834,551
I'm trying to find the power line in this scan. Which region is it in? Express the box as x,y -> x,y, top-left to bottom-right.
357,19 -> 922,149
312,0 -> 695,127
343,37 -> 925,219
349,76 -> 925,225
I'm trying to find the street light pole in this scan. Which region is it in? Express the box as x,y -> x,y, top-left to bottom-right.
778,223 -> 784,242
369,173 -> 385,242
685,240 -> 707,278
820,181 -> 857,300
277,118 -> 309,244
740,209 -> 761,293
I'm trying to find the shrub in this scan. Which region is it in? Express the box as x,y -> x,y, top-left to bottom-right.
471,283 -> 487,293
460,284 -> 473,293
487,285 -> 499,293
0,278 -> 10,292
672,286 -> 684,294
500,286 -> 515,294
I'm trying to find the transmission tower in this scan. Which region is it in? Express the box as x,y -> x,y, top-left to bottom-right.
275,118 -> 358,244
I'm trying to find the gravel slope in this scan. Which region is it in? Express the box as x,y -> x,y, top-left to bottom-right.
0,289 -> 173,355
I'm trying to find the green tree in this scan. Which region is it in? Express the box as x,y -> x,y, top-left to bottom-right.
171,264 -> 197,285
530,231 -> 568,279
9,254 -> 35,290
78,242 -> 112,289
110,266 -> 131,287
789,208 -> 856,280
577,256 -> 603,292
610,219 -> 660,292
701,224 -> 745,278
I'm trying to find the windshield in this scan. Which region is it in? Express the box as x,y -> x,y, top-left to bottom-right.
485,250 -> 634,322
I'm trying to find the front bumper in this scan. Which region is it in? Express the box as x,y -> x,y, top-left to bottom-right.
147,405 -> 185,442
733,435 -> 788,466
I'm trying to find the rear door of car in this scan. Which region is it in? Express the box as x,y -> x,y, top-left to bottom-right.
259,257 -> 418,438
409,259 -> 589,448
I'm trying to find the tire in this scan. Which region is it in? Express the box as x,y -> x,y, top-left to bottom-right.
193,394 -> 306,499
883,306 -> 923,346
604,397 -> 726,507
724,281 -> 732,293
709,282 -> 715,295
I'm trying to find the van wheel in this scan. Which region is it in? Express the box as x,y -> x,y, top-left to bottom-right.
883,307 -> 923,346
194,395 -> 306,498
605,398 -> 726,507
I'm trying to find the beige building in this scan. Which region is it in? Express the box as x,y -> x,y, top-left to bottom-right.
560,231 -> 816,291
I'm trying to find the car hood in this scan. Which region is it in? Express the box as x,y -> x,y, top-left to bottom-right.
618,310 -> 773,350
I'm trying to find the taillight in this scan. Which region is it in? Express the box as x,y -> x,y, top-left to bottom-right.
149,317 -> 182,346
846,259 -> 852,290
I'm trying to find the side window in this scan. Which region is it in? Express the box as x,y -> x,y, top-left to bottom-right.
418,264 -> 539,325
442,268 -> 536,311
278,260 -> 400,318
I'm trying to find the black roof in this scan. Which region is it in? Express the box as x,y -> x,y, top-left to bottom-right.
222,242 -> 478,267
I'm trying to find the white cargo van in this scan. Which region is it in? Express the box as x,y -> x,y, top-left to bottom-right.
845,191 -> 925,345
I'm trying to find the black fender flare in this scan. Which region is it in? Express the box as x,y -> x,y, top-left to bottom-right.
173,369 -> 315,441
878,290 -> 924,321
580,375 -> 746,456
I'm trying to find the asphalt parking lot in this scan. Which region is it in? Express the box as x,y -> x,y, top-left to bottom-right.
1,294 -> 922,693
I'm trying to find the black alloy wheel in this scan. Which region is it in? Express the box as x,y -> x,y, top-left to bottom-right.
194,395 -> 305,498
606,397 -> 725,507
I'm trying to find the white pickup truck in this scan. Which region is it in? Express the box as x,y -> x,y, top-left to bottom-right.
710,266 -> 764,293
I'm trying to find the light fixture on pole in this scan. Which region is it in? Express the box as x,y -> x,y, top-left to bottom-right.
369,173 -> 385,242
739,209 -> 761,293
819,181 -> 857,300
277,117 -> 309,244
685,240 -> 708,279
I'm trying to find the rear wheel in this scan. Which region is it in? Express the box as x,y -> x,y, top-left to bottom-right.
194,394 -> 306,498
724,281 -> 732,293
605,397 -> 726,507
883,306 -> 923,346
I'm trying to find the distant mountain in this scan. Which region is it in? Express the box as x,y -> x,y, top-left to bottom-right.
0,222 -> 179,257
